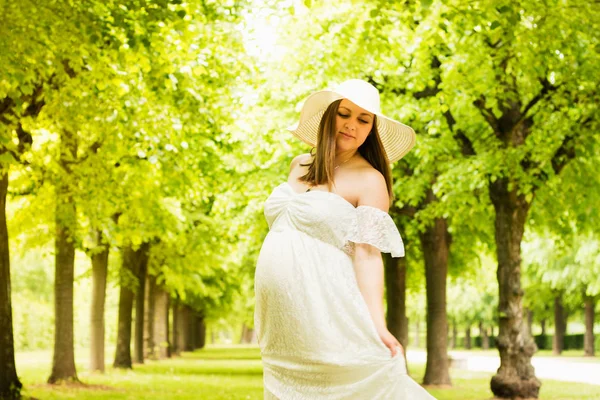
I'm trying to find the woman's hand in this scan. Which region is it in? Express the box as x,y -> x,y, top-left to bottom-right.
377,327 -> 404,357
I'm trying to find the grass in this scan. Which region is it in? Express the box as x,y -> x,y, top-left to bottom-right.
15,345 -> 600,400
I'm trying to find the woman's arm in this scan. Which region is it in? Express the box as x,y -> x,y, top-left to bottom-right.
353,169 -> 403,357
353,242 -> 387,333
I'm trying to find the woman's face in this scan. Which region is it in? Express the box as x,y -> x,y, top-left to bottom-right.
335,98 -> 375,153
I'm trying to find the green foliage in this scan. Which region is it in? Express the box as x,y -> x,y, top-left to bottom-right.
534,334 -> 600,352
522,228 -> 600,314
451,335 -> 498,349
4,0 -> 255,329
10,244 -> 120,351
4,0 -> 600,374
447,252 -> 498,327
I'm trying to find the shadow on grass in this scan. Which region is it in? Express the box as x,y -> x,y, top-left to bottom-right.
28,382 -> 122,391
23,381 -> 125,399
134,365 -> 264,377
182,348 -> 263,361
130,357 -> 264,377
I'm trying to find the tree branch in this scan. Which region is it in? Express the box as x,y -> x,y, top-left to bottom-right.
551,135 -> 576,175
473,95 -> 501,135
550,116 -> 593,175
0,97 -> 14,116
16,123 -> 33,154
0,114 -> 13,125
371,56 -> 478,156
443,109 -> 476,156
396,204 -> 417,217
521,78 -> 556,117
7,186 -> 35,196
62,140 -> 102,166
484,36 -> 504,49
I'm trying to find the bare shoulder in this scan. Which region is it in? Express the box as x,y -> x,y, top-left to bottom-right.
289,153 -> 312,179
355,165 -> 389,212
290,153 -> 312,168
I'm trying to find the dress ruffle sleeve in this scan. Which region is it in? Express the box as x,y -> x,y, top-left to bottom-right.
345,206 -> 405,258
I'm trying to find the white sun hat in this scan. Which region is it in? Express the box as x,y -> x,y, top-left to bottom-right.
286,79 -> 416,163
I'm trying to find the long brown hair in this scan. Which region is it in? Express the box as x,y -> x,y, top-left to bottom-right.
298,99 -> 394,203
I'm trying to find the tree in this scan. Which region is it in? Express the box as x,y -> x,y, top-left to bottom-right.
418,190 -> 452,385
48,129 -> 79,384
0,0 -> 54,388
0,172 -> 21,399
526,149 -> 600,356
524,231 -> 600,356
114,244 -> 149,369
383,247 -> 409,352
404,1 -> 600,396
89,230 -> 110,372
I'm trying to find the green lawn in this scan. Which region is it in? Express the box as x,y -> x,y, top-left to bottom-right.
16,346 -> 600,399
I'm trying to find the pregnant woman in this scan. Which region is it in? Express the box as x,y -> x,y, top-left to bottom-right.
254,79 -> 436,399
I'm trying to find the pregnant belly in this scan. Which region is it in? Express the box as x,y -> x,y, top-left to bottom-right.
254,230 -> 317,352
255,230 -> 297,292
255,228 -> 341,295
254,230 -> 393,361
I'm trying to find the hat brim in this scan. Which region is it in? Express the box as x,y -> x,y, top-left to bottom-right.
286,90 -> 416,163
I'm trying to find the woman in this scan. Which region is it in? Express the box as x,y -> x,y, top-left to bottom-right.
254,79 -> 436,399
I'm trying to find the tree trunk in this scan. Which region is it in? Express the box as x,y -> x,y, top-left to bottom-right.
464,326 -> 471,350
240,322 -> 256,344
48,130 -> 79,384
489,178 -> 540,398
414,319 -> 419,348
171,301 -> 178,354
165,297 -> 171,357
178,304 -> 193,352
451,321 -> 457,349
89,230 -> 109,373
134,247 -> 149,364
0,172 -> 22,398
384,253 -> 409,352
420,203 -> 451,386
181,305 -> 193,351
240,323 -> 247,344
113,244 -> 147,368
246,326 -> 257,344
150,278 -> 170,359
195,313 -> 206,349
144,274 -> 154,360
188,311 -> 197,351
173,301 -> 184,355
553,294 -> 566,355
481,322 -> 490,350
526,308 -> 534,336
584,296 -> 595,357
541,319 -> 546,336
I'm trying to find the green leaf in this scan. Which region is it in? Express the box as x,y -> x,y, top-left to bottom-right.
0,151 -> 17,165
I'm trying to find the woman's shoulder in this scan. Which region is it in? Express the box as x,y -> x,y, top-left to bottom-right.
351,160 -> 388,211
353,159 -> 385,186
289,153 -> 312,172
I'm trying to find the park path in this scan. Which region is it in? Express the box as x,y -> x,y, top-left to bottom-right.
407,349 -> 600,386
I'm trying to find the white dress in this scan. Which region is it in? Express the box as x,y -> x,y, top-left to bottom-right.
254,182 -> 436,400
